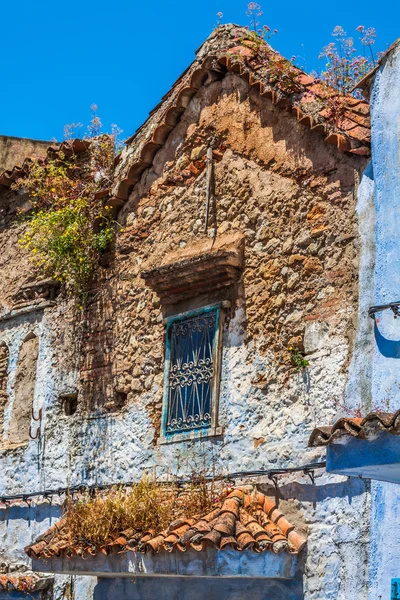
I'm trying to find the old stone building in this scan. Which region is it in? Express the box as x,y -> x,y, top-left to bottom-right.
0,23 -> 394,600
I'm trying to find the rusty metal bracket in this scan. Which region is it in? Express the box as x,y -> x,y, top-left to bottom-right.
29,425 -> 40,440
204,146 -> 214,232
268,474 -> 279,491
32,407 -> 42,422
29,407 -> 42,440
304,469 -> 315,485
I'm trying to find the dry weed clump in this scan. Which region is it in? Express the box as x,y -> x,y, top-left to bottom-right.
64,474 -> 217,547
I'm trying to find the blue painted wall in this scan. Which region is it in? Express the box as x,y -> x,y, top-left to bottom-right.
93,577 -> 304,600
366,39 -> 400,599
370,41 -> 400,407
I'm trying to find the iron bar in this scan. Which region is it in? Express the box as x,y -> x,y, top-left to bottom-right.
369,301 -> 400,319
204,146 -> 213,233
0,461 -> 326,503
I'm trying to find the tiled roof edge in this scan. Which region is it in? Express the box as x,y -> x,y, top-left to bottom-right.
0,573 -> 53,593
0,139 -> 91,187
308,410 -> 400,447
112,24 -> 370,205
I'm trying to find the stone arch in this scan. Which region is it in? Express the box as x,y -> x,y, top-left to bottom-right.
8,333 -> 39,444
0,342 -> 10,439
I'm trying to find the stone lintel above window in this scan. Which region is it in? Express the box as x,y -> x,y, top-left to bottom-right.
142,233 -> 244,305
12,278 -> 60,311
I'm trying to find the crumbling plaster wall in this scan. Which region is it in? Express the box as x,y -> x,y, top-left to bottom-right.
0,306 -> 95,597
0,72 -> 372,600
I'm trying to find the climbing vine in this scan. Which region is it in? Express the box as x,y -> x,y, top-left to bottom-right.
13,107 -> 121,296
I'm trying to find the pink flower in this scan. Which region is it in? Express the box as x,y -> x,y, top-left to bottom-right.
356,25 -> 364,32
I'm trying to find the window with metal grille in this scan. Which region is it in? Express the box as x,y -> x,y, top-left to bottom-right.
160,305 -> 224,443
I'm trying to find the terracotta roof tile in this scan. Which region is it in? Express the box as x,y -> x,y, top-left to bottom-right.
112,25 -> 370,204
308,410 -> 400,447
0,573 -> 52,593
25,487 -> 306,559
0,139 -> 90,187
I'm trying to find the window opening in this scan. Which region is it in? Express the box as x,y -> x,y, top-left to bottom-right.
8,333 -> 39,445
161,304 -> 224,442
62,394 -> 78,416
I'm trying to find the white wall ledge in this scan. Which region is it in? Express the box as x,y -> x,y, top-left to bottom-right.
32,547 -> 300,580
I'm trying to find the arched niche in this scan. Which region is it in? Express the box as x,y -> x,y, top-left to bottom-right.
8,333 -> 39,445
0,342 -> 10,439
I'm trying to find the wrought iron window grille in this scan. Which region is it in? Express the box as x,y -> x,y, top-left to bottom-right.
159,303 -> 227,444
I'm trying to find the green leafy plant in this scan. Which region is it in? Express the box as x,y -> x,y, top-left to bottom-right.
13,107 -> 122,296
234,5 -> 304,94
289,346 -> 309,371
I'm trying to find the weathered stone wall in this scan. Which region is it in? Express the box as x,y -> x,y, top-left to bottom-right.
0,71 -> 371,599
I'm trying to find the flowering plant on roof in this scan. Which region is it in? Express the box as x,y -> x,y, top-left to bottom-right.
216,12 -> 223,27
318,25 -> 381,96
233,4 -> 300,94
13,106 -> 122,298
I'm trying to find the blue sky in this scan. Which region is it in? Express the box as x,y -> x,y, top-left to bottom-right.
1,0 -> 397,142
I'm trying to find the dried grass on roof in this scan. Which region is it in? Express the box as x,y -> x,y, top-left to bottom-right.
64,474 -> 217,548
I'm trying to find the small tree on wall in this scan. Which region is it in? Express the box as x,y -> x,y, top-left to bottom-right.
13,107 -> 122,298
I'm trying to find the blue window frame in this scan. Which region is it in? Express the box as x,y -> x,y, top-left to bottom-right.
159,304 -> 224,443
392,579 -> 400,599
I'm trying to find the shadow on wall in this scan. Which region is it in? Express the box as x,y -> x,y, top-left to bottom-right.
93,576 -> 304,600
0,503 -> 61,525
258,475 -> 368,508
374,321 -> 400,358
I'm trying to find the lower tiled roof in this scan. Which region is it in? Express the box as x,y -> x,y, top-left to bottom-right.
0,139 -> 90,187
25,487 -> 306,559
308,410 -> 400,447
0,573 -> 52,593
